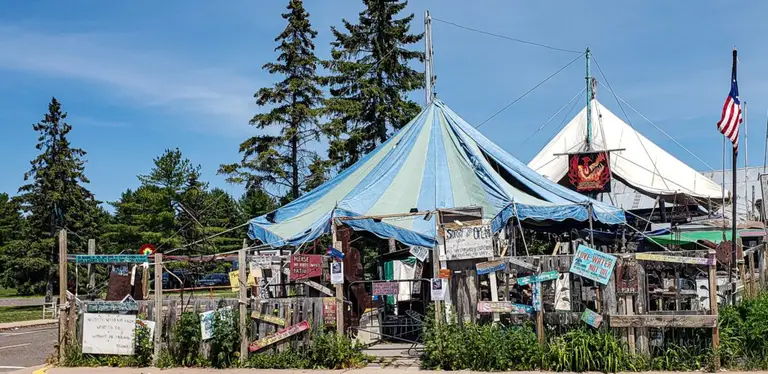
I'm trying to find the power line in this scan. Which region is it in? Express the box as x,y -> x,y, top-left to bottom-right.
432,17 -> 582,54
475,52 -> 584,129
520,87 -> 585,144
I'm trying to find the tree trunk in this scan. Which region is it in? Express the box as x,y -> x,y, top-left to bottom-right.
291,94 -> 299,200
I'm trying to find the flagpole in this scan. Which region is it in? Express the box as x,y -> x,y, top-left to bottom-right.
730,48 -> 739,304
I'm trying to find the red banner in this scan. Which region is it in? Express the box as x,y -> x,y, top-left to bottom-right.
567,152 -> 611,193
289,254 -> 323,281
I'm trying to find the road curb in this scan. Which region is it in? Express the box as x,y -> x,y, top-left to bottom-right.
0,320 -> 57,332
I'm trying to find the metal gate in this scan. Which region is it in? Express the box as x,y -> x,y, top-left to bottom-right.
346,279 -> 431,354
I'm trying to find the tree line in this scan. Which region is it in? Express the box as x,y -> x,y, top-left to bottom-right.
0,0 -> 424,296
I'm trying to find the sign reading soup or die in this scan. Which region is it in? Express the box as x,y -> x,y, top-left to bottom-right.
443,224 -> 493,260
82,313 -> 136,355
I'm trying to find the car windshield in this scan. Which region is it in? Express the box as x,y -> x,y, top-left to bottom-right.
203,274 -> 221,280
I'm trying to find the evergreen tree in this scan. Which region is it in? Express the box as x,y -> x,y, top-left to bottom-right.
0,193 -> 24,246
219,0 -> 325,202
16,97 -> 101,297
323,0 -> 424,168
239,190 -> 277,220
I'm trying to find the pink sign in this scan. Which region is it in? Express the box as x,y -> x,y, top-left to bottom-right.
289,254 -> 323,280
372,282 -> 399,296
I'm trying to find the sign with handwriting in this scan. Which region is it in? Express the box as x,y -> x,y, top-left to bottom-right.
409,246 -> 430,262
569,245 -> 617,285
476,260 -> 506,275
443,224 -> 493,260
251,312 -> 286,326
76,254 -> 148,264
517,270 -> 558,286
289,254 -> 323,280
372,282 -> 399,296
635,253 -> 714,266
82,313 -> 136,355
249,320 -> 310,352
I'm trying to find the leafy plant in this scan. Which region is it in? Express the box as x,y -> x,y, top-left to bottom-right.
172,311 -> 202,366
543,328 -> 639,373
308,331 -> 368,369
209,307 -> 240,368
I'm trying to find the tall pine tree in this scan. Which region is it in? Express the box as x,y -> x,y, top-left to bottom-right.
17,97 -> 101,297
219,0 -> 325,203
323,0 -> 424,168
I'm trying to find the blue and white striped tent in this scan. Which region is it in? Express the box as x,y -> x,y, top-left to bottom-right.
248,100 -> 625,248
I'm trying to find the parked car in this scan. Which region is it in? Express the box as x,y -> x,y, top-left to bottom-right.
162,269 -> 199,289
198,273 -> 230,287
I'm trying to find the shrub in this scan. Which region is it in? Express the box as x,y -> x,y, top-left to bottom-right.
308,331 -> 368,369
171,311 -> 202,366
209,308 -> 241,368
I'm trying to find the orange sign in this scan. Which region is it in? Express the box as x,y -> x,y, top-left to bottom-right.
438,269 -> 451,279
567,152 -> 611,193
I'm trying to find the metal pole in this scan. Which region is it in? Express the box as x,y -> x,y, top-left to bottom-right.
238,243 -> 248,364
585,48 -> 592,150
153,253 -> 163,365
744,101 -> 749,218
730,48 -> 739,304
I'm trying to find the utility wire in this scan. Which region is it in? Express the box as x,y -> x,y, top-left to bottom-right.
475,52 -> 584,129
432,17 -> 582,54
520,87 -> 585,144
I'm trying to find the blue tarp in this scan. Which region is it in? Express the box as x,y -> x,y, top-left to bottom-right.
248,100 -> 625,248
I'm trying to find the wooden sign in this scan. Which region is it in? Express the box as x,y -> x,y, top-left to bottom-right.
251,312 -> 285,326
301,279 -> 334,296
476,259 -> 506,275
249,320 -> 310,352
76,254 -> 148,264
289,254 -> 323,280
517,270 -> 558,286
507,257 -> 537,271
443,224 -> 494,260
477,301 -> 513,313
322,298 -> 336,325
532,282 -> 542,311
567,151 -> 611,193
372,282 -> 399,296
249,255 -> 273,268
82,313 -> 136,355
635,253 -> 714,266
616,259 -> 638,294
511,303 -> 535,314
581,308 -> 602,328
85,300 -> 138,313
570,245 -> 617,285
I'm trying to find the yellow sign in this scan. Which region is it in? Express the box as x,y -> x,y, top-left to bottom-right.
251,312 -> 286,326
229,270 -> 258,292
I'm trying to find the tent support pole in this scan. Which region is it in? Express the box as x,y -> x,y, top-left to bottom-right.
332,219 -> 345,335
588,203 -> 595,247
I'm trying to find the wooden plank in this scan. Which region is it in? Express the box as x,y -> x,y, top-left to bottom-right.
608,314 -> 717,328
75,254 -> 148,264
152,253 -> 162,365
506,257 -> 537,271
251,311 -> 286,326
58,229 -> 68,360
238,247 -> 248,364
87,239 -> 96,289
635,253 -> 713,266
301,279 -> 333,296
249,320 -> 310,352
708,249 -> 720,369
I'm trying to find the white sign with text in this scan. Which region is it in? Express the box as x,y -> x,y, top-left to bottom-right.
82,313 -> 136,355
443,224 -> 493,260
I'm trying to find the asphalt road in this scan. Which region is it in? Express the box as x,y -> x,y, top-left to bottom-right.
0,325 -> 56,372
0,298 -> 45,307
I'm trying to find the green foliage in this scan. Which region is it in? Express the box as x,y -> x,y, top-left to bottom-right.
717,291 -> 768,369
220,0 -> 326,202
247,349 -> 310,369
172,311 -> 203,366
322,0 -> 424,168
209,308 -> 241,368
308,331 -> 368,369
649,343 -> 711,371
544,328 -> 642,372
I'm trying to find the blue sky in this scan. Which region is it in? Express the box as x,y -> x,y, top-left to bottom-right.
2,1 -> 768,209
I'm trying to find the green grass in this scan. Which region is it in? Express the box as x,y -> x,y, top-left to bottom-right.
0,306 -> 43,323
0,287 -> 42,298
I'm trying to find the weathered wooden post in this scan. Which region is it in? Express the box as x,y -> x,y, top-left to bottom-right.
760,242 -> 767,288
57,229 -> 68,360
238,243 -> 248,363
153,253 -> 163,365
332,219 -> 344,335
708,249 -> 720,369
87,239 -> 96,290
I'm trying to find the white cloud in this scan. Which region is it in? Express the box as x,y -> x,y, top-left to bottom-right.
0,25 -> 259,136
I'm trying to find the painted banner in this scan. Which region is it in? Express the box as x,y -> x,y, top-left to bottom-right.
517,270 -> 559,286
249,320 -> 310,352
409,246 -> 430,262
443,224 -> 494,260
289,254 -> 323,280
567,151 -> 611,193
635,253 -> 714,266
322,298 -> 336,326
430,278 -> 447,301
251,312 -> 286,326
372,282 -> 399,296
330,262 -> 344,285
569,245 -> 617,285
82,313 -> 136,355
76,254 -> 148,264
581,308 -> 602,328
476,259 -> 506,275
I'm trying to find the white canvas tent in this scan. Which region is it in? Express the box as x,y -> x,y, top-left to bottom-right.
528,99 -> 727,206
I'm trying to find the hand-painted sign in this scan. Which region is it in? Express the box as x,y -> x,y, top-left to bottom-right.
85,298 -> 139,313
532,282 -> 542,311
567,152 -> 611,193
443,224 -> 494,260
477,301 -> 513,313
251,312 -> 286,326
635,253 -> 714,266
438,269 -> 451,279
249,255 -> 273,268
322,298 -> 336,326
409,246 -> 430,262
507,257 -> 537,271
476,259 -> 506,275
517,270 -> 559,286
289,254 -> 323,280
249,320 -> 310,352
372,282 -> 399,296
569,245 -> 617,285
76,254 -> 149,264
511,303 -> 535,314
82,313 -> 136,355
616,259 -> 638,294
581,308 -> 602,328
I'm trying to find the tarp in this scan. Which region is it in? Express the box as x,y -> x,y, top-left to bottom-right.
248,100 -> 625,248
528,99 -> 726,203
646,230 -> 735,245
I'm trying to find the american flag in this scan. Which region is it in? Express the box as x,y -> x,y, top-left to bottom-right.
717,68 -> 742,153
